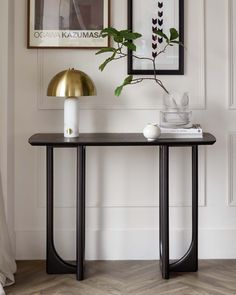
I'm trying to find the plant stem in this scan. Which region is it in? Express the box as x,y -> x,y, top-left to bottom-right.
130,77 -> 169,94
157,43 -> 170,57
113,44 -> 170,94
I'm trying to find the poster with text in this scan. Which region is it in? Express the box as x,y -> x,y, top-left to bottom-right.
28,0 -> 110,48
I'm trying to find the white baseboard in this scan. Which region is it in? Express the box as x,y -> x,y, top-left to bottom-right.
15,228 -> 236,260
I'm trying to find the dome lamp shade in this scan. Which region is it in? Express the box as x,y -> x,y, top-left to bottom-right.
47,68 -> 97,138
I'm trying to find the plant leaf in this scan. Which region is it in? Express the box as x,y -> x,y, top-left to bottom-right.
123,41 -> 136,51
99,57 -> 113,71
99,51 -> 116,71
171,40 -> 184,47
170,28 -> 179,41
115,76 -> 133,96
120,30 -> 142,40
154,29 -> 168,41
95,47 -> 116,55
114,35 -> 124,43
133,32 -> 142,39
101,27 -> 119,37
115,86 -> 123,96
124,75 -> 133,85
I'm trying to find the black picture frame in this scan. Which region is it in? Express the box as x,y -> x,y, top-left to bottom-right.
127,0 -> 184,75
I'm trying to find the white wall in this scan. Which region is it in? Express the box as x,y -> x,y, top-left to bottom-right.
12,0 -> 236,260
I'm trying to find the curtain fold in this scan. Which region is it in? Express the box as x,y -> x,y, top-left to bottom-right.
0,176 -> 16,293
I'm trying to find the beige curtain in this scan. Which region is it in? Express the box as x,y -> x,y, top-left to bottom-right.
0,177 -> 16,293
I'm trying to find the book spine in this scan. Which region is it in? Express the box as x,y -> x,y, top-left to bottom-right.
160,128 -> 202,134
160,133 -> 203,139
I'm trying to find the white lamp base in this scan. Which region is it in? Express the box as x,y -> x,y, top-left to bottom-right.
64,98 -> 79,138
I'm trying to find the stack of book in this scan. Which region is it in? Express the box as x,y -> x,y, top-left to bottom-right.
160,124 -> 203,139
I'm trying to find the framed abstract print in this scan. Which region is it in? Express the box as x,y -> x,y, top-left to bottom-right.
28,0 -> 110,48
128,0 -> 184,75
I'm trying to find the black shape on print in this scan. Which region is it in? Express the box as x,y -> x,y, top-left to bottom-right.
152,35 -> 157,41
157,0 -> 164,44
152,18 -> 158,25
152,52 -> 158,58
152,43 -> 157,50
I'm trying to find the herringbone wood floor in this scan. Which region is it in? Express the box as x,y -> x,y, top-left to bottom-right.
5,260 -> 236,295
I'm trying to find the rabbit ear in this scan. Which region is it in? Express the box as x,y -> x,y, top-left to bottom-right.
181,92 -> 189,106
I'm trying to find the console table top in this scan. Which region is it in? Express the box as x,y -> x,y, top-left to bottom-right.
29,133 -> 216,147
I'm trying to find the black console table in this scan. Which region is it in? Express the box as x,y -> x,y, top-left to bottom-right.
29,133 -> 216,280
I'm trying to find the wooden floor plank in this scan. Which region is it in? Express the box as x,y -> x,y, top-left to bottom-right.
5,260 -> 236,295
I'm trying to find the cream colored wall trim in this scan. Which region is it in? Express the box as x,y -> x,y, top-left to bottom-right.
228,133 -> 236,206
15,228 -> 236,260
36,147 -> 207,209
228,0 -> 235,109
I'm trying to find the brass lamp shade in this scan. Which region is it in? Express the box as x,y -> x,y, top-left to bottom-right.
47,68 -> 97,98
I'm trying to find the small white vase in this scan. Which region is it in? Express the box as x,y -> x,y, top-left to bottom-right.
143,123 -> 161,141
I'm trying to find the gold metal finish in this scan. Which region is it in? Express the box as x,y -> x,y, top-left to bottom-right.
47,68 -> 97,98
66,128 -> 73,135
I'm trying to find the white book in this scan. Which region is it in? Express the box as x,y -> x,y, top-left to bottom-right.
160,133 -> 203,139
160,124 -> 202,135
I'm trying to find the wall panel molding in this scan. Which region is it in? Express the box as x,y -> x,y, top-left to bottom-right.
36,147 -> 207,209
189,0 -> 206,110
228,0 -> 235,109
228,133 -> 236,206
37,0 -> 206,111
15,228 -> 236,260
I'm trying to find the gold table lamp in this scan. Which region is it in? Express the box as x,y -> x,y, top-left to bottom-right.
47,68 -> 96,138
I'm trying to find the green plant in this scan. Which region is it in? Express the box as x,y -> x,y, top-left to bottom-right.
96,27 -> 183,96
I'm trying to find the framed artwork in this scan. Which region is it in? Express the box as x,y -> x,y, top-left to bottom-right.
128,0 -> 184,75
28,0 -> 110,49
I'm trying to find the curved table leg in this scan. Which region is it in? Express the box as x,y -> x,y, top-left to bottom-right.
46,147 -> 76,274
170,145 -> 198,272
77,146 -> 86,280
159,146 -> 169,279
159,145 -> 198,278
